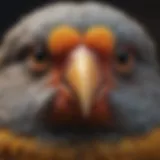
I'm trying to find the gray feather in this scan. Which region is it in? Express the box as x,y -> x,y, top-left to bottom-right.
0,2 -> 157,68
0,2 -> 159,141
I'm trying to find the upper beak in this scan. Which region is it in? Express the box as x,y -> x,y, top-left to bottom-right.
66,46 -> 99,117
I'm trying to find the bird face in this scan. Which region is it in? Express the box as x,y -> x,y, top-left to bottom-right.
43,25 -> 116,126
0,2 -> 160,160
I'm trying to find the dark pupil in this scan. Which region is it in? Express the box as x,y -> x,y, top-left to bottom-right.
117,51 -> 129,63
34,50 -> 46,61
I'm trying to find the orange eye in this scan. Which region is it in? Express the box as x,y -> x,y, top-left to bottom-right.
47,26 -> 81,55
114,47 -> 135,75
84,26 -> 115,56
28,48 -> 50,73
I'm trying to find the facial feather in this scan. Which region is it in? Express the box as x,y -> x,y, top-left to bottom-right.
0,2 -> 157,67
0,63 -> 56,135
0,2 -> 159,160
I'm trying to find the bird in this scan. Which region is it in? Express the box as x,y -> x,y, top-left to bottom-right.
0,1 -> 160,160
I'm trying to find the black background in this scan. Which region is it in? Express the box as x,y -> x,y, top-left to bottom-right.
0,0 -> 159,57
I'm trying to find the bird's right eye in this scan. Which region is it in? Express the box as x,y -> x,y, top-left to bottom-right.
116,50 -> 129,64
27,47 -> 50,73
114,46 -> 135,75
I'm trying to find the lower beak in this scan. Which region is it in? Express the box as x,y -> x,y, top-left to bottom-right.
66,46 -> 99,117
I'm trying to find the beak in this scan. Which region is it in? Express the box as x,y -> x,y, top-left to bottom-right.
66,46 -> 99,117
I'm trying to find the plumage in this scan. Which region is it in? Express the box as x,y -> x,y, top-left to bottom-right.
0,1 -> 159,160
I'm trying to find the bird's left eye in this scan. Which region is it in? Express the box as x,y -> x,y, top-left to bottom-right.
34,49 -> 47,62
114,47 -> 135,75
27,47 -> 50,73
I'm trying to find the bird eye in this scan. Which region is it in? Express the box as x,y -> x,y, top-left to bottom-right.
114,47 -> 134,75
27,47 -> 50,73
116,50 -> 129,64
34,49 -> 47,62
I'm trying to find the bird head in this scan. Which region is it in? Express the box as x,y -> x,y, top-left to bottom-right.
0,2 -> 159,160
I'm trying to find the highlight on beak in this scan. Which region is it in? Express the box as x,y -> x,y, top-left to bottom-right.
66,46 -> 99,117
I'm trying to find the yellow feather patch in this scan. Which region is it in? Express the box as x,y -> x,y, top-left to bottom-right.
0,128 -> 160,160
84,26 -> 115,57
47,26 -> 81,55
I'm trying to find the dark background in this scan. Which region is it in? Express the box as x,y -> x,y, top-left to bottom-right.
0,0 -> 159,55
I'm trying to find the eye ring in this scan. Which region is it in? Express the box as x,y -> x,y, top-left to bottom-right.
27,47 -> 50,74
114,46 -> 135,75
